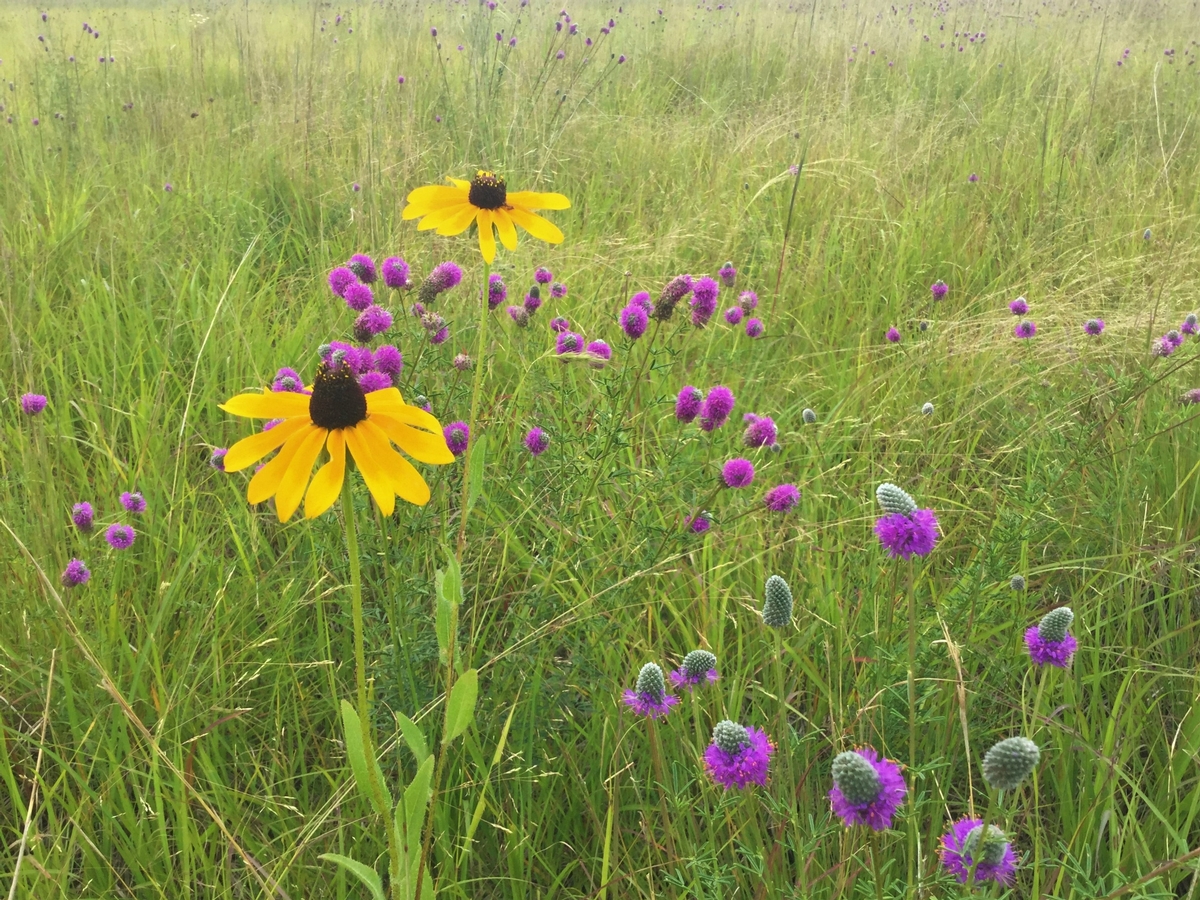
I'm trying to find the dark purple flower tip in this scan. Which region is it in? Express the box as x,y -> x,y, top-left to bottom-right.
354,305 -> 393,341
619,304 -> 649,340
1153,336 -> 1177,357
874,509 -> 938,559
669,668 -> 719,690
348,253 -> 377,283
829,747 -> 907,831
430,27 -> 437,36
1024,627 -> 1078,668
885,326 -> 901,343
764,483 -> 800,512
372,345 -> 403,377
621,689 -> 679,719
1008,297 -> 1029,316
724,306 -> 744,325
72,501 -> 95,532
444,421 -> 470,457
1181,316 -> 1199,336
119,491 -> 147,514
675,386 -> 704,423
940,818 -> 1017,885
743,415 -> 777,448
524,292 -> 543,314
210,448 -> 228,471
556,331 -> 584,354
507,306 -> 530,328
722,457 -> 755,488
524,427 -> 550,456
550,282 -> 567,299
718,262 -> 737,287
163,183 -> 172,192
61,558 -> 91,588
431,261 -> 463,291
931,280 -> 948,300
397,75 -> 406,84
488,274 -> 508,309
745,318 -> 764,338
1083,318 -> 1105,336
698,386 -> 735,431
430,325 -> 449,344
689,276 -> 720,327
328,266 -> 358,298
585,340 -> 612,366
452,353 -> 472,372
629,290 -> 653,312
968,173 -> 979,183
271,367 -> 304,392
105,523 -> 136,550
352,183 -> 361,192
1014,320 -> 1037,339
382,256 -> 411,289
20,393 -> 48,415
547,316 -> 569,333
534,266 -> 553,284
343,281 -> 374,312
688,512 -> 711,534
358,371 -> 392,392
703,727 -> 774,789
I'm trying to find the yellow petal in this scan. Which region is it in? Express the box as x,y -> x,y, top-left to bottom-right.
417,202 -> 471,232
223,418 -> 310,472
372,413 -> 455,464
476,209 -> 497,263
345,426 -> 396,516
220,390 -> 311,420
507,190 -> 571,211
447,177 -> 471,189
359,420 -> 431,506
365,388 -> 406,414
404,184 -> 467,212
305,429 -> 346,519
274,428 -> 327,522
436,202 -> 481,236
493,208 -> 519,251
247,424 -> 317,504
374,403 -> 443,435
506,207 -> 564,244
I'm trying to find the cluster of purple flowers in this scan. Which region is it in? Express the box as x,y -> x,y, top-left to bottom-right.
327,254 -> 401,342
316,344 -> 403,393
507,266 -> 567,331
20,392 -> 48,416
61,488 -> 148,585
1153,329 -> 1185,358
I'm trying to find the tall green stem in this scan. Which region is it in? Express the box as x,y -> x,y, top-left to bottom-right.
905,561 -> 918,900
456,260 -> 491,560
966,791 -> 999,889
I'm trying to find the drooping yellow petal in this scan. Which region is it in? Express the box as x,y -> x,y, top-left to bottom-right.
493,208 -> 519,251
506,190 -> 571,211
344,426 -> 396,516
436,203 -> 481,236
476,209 -> 497,263
220,390 -> 311,420
507,207 -> 565,244
371,413 -> 455,464
274,427 -> 327,521
417,202 -> 472,232
247,424 -> 318,504
365,387 -> 406,412
305,429 -> 347,519
358,420 -> 432,506
447,178 -> 471,190
367,397 -> 443,435
403,184 -> 468,216
223,418 -> 310,472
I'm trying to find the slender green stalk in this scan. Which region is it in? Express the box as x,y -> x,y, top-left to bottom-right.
870,831 -> 886,900
966,791 -> 999,889
456,259 -> 492,560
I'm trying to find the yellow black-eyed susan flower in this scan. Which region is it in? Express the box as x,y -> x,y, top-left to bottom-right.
402,170 -> 569,264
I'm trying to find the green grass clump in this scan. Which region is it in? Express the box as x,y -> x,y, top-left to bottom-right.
3,1 -> 1200,898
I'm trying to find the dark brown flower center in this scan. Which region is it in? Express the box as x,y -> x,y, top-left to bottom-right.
468,170 -> 507,210
308,361 -> 367,430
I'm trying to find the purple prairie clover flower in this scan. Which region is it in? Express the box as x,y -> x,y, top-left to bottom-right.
263,419 -> 283,432
120,491 -> 147,514
968,173 -> 979,183
347,253 -> 377,283
724,307 -> 744,325
629,291 -> 653,312
1153,336 -> 1176,357
1182,389 -> 1200,405
688,511 -> 711,534
71,502 -> 95,532
703,722 -> 774,789
1167,329 -> 1184,348
619,304 -> 649,340
653,274 -> 693,321
444,421 -> 470,457
1008,296 -> 1028,316
699,386 -> 735,431
372,345 -> 403,377
20,393 -> 48,415
524,291 -> 543,314
164,183 -> 172,192
722,458 -> 755,488
829,747 -> 907,831
738,290 -> 758,312
343,281 -> 374,312
508,306 -> 530,328
718,262 -> 737,288
556,332 -> 584,354
743,414 -> 778,448
585,340 -> 612,367
354,306 -> 393,341
534,266 -> 553,284
549,316 -> 570,333
325,342 -> 373,374
874,509 -> 939,559
210,448 -> 228,471
675,387 -> 704,423
930,280 -> 948,301
397,75 -> 406,84
669,650 -> 719,690
272,367 -> 304,392
1014,320 -> 1037,339
1182,314 -> 1198,335
430,326 -> 449,345
328,266 -> 357,298
622,663 -> 678,719
745,318 -> 764,338
1083,318 -> 1105,336
358,371 -> 392,392
763,483 -> 801,512
885,327 -> 901,343
452,353 -> 472,372
381,256 -> 411,289
557,50 -> 566,59
550,282 -> 567,299
1025,606 -> 1077,668
690,276 -> 720,327
61,559 -> 91,588
105,523 -> 136,550
352,183 -> 361,193
487,274 -> 507,309
524,427 -> 550,456
418,261 -> 464,304
940,819 -> 1017,885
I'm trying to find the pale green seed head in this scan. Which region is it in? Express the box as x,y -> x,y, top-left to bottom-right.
681,649 -> 717,679
634,662 -> 666,702
802,408 -> 817,424
1038,607 -> 1074,643
1010,574 -> 1026,591
763,575 -> 794,628
876,483 -> 917,516
713,720 -> 749,754
982,736 -> 1041,791
831,751 -> 882,805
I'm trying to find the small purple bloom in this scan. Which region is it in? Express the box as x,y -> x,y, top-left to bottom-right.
72,502 -> 95,532
629,291 -> 653,312
688,512 -> 711,534
968,173 -> 979,183
488,274 -> 507,309
430,325 -> 449,345
1083,318 -> 1105,336
343,281 -> 374,312
738,290 -> 758,312
429,261 -> 463,292
874,509 -> 938,559
829,748 -> 907,830
885,327 -> 901,343
585,340 -> 612,366
742,414 -> 777,448
1167,329 -> 1184,348
508,306 -> 530,328
721,458 -> 755,488
354,306 -> 393,341
556,331 -> 584,354
397,75 -> 406,84
164,183 -> 172,192
619,304 -> 649,340
359,371 -> 392,392
352,183 -> 361,193
763,483 -> 800,512
524,291 -> 543,314
444,421 -> 470,457
689,276 -> 720,327
1182,314 -> 1199,336
675,386 -> 704,423
718,262 -> 737,288
930,280 -> 948,301
703,726 -> 774,789
373,345 -> 403,376
534,267 -> 553,284
1008,296 -> 1029,316
622,689 -> 679,718
120,491 -> 147,514
382,256 -> 410,289
348,253 -> 377,283
328,266 -> 357,298
940,818 -> 1016,885
550,282 -> 567,299
452,353 -> 472,372
745,318 -> 764,338
210,448 -> 228,471
724,307 -> 744,325
699,386 -> 735,431
61,559 -> 91,588
105,523 -> 136,550
271,367 -> 304,392
524,427 -> 550,456
1014,320 -> 1037,339
1025,627 -> 1077,668
20,393 -> 47,415
549,316 -> 570,333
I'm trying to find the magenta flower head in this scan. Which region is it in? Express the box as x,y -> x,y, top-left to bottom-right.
1153,335 -> 1177,357
444,421 -> 470,457
669,649 -> 719,690
699,386 -> 735,431
1182,313 -> 1199,336
524,288 -> 543,314
619,304 -> 649,340
703,721 -> 774,789
373,345 -> 403,377
690,276 -> 720,327
764,483 -> 800,512
120,491 -> 147,514
1167,329 -> 1184,348
382,256 -> 411,289
653,274 -> 693,321
210,448 -> 228,471
885,327 -> 901,343
718,261 -> 737,288
629,291 -> 653,312
940,818 -> 1016,885
829,747 -> 907,830
508,306 -> 530,328
930,280 -> 948,301
742,414 -> 777,448
675,386 -> 704,423
1014,320 -> 1036,339
272,367 -> 305,392
105,523 -> 136,550
20,393 -> 48,415
968,173 -> 979,183
585,340 -> 612,367
329,267 -> 357,297
688,511 -> 711,534
72,501 -> 95,532
61,559 -> 91,588
722,458 -> 755,488
488,273 -> 507,309
452,353 -> 472,372
524,427 -> 550,456
1083,318 -> 1105,336
354,306 -> 394,341
359,371 -> 392,392
874,483 -> 938,559
745,318 -> 764,338
556,331 -> 584,354
549,316 -> 570,333
1025,606 -> 1077,668
738,290 -> 758,312
418,261 -> 464,304
724,307 -> 744,325
347,253 -> 377,283
622,662 -> 678,719
551,282 -> 567,299
1008,296 -> 1028,316
534,266 -> 553,285
343,281 -> 374,312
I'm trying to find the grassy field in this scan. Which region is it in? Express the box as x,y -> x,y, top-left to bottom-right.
3,0 -> 1200,897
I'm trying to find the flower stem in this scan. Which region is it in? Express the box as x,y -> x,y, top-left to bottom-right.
870,831 -> 887,900
966,790 -> 998,889
456,260 -> 491,560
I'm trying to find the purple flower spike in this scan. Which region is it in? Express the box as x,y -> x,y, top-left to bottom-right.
690,276 -> 720,327
940,818 -> 1017,885
1008,297 -> 1029,316
105,523 -> 136,550
524,291 -> 543,314
1025,627 -> 1077,668
703,724 -> 774,789
585,340 -> 612,366
72,502 -> 95,532
534,266 -> 553,284
1014,320 -> 1037,339
328,266 -> 358,298
619,304 -> 649,340
874,510 -> 938,559
745,318 -> 764,338
722,458 -> 755,488
343,281 -> 374,312
359,371 -> 392,392
61,559 -> 91,588
724,307 -> 744,325
444,421 -> 470,457
764,483 -> 800,512
524,427 -> 550,456
886,327 -> 901,343
272,367 -> 305,392
373,345 -> 403,376
550,282 -> 567,299
688,512 -> 711,534
348,253 -> 377,283
718,262 -> 737,288
699,386 -> 735,431
930,280 -> 948,301
675,386 -> 704,423
120,491 -> 147,514
354,306 -> 393,341
1083,318 -> 1105,336
738,290 -> 758,312
488,274 -> 507,309
210,448 -> 228,471
20,393 -> 48,415
743,414 -> 777,448
829,747 -> 907,831
556,332 -> 584,354
549,316 -> 569,333
629,291 -> 653,312
382,256 -> 411,289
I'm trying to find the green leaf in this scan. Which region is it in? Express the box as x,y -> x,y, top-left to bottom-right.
395,756 -> 434,900
467,433 -> 486,513
443,669 -> 478,746
340,700 -> 393,819
318,853 -> 385,900
434,572 -> 452,666
394,711 -> 430,764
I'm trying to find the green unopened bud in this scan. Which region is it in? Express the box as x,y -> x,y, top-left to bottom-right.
962,824 -> 1009,866
681,649 -> 717,680
634,662 -> 666,702
1010,574 -> 1026,591
527,284 -> 541,300
982,736 -> 1040,791
762,575 -> 793,627
1037,607 -> 1074,643
713,720 -> 749,754
876,483 -> 917,516
832,751 -> 882,805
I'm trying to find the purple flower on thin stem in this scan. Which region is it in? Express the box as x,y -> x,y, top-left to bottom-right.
930,280 -> 948,301
689,276 -> 720,327
622,663 -> 678,719
874,510 -> 938,559
703,723 -> 774,789
1014,320 -> 1037,339
61,559 -> 91,588
722,458 -> 755,488
1153,336 -> 1176,357
585,340 -> 612,366
72,502 -> 95,532
619,304 -> 649,340
745,318 -> 764,338
724,307 -> 744,325
105,523 -> 136,550
524,427 -> 550,456
676,386 -> 704,423
210,448 -> 228,471
1181,314 -> 1198,336
549,316 -> 570,334
885,327 -> 901,343
328,266 -> 357,298
556,332 -> 583,354
524,291 -> 543,314
488,274 -> 507,309
20,393 -> 48,415
738,290 -> 758,312
968,173 -> 979,183
343,281 -> 374,312
354,306 -> 393,341
743,414 -> 777,448
940,818 -> 1017,885
534,266 -> 553,284
382,256 -> 411,289
373,345 -> 403,377
120,491 -> 147,514
550,282 -> 567,299
718,262 -> 737,288
1008,296 -> 1029,316
669,651 -> 719,690
764,483 -> 800,512
699,386 -> 735,431
1025,627 -> 1077,668
829,747 -> 907,830
347,253 -> 377,283
444,421 -> 470,457
688,512 -> 711,534
508,306 -> 530,328
1083,318 -> 1105,336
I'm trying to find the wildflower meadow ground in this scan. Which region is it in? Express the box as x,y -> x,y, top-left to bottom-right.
3,1 -> 1200,898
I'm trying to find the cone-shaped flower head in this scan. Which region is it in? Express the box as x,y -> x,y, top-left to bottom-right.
714,720 -> 749,754
876,483 -> 917,516
763,575 -> 793,627
704,722 -> 773,789
982,736 -> 1040,791
1038,606 -> 1074,642
623,662 -> 678,718
636,662 -> 665,699
1025,606 -> 1078,667
802,408 -> 817,424
941,818 -> 1016,885
832,750 -> 882,804
1010,574 -> 1026,591
829,747 -> 907,830
681,649 -> 717,681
